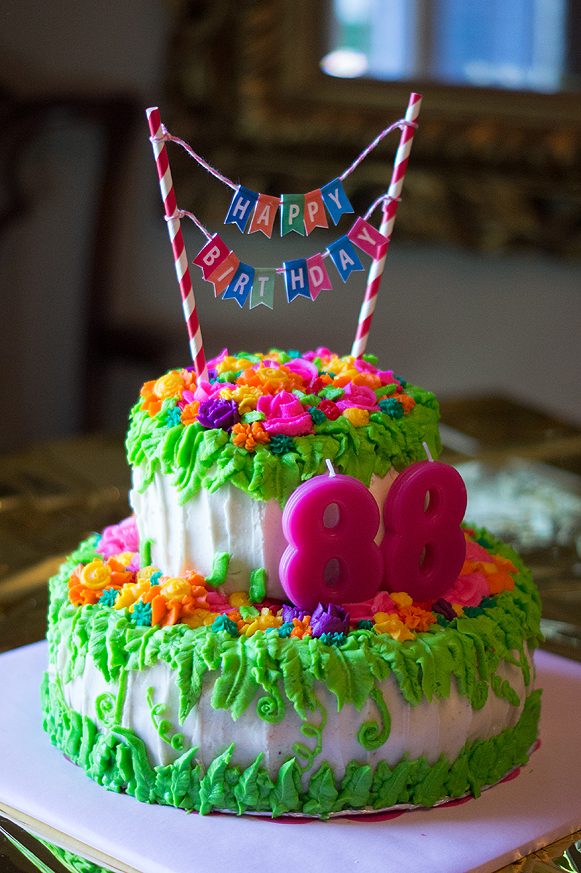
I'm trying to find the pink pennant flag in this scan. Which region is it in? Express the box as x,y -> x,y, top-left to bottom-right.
193,234 -> 230,279
347,217 -> 388,260
207,251 -> 240,297
306,253 -> 333,300
249,194 -> 280,238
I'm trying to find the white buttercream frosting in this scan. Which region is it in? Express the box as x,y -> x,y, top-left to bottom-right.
58,640 -> 533,785
130,466 -> 399,597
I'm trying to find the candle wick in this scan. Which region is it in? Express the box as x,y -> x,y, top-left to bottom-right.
422,441 -> 434,462
325,458 -> 336,477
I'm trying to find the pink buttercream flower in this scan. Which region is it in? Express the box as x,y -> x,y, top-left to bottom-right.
336,382 -> 380,412
285,357 -> 319,385
302,347 -> 333,363
465,540 -> 494,562
442,572 -> 489,608
96,516 -> 139,559
344,590 -> 397,623
192,381 -> 236,404
353,358 -> 398,387
256,390 -> 314,436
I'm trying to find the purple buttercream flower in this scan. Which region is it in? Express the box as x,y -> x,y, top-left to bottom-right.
310,602 -> 350,638
197,397 -> 239,430
432,598 -> 457,621
282,604 -> 309,623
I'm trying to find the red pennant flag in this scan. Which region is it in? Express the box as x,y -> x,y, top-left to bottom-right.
249,194 -> 280,238
304,189 -> 328,235
207,251 -> 240,297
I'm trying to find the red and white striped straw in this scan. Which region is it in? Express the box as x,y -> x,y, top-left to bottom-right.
351,92 -> 422,359
146,106 -> 208,382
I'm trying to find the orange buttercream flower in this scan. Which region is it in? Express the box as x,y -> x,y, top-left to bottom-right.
352,371 -> 381,390
395,393 -> 416,413
180,401 -> 199,425
290,616 -> 312,639
231,421 -> 270,451
397,604 -> 437,633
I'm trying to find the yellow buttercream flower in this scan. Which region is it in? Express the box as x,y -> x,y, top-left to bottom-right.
153,371 -> 185,400
389,591 -> 413,607
240,609 -> 282,636
136,565 -> 161,582
114,579 -> 151,610
81,559 -> 112,590
161,577 -> 191,603
373,612 -> 416,641
181,609 -> 219,629
229,591 -> 251,608
216,356 -> 252,375
341,407 -> 370,427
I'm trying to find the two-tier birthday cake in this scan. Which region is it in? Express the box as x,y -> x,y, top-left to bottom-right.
41,348 -> 542,817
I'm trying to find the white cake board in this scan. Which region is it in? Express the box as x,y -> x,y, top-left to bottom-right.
1,642 -> 581,873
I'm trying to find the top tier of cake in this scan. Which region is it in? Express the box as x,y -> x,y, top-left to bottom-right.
127,349 -> 442,597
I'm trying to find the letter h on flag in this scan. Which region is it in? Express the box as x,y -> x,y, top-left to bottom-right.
283,258 -> 311,302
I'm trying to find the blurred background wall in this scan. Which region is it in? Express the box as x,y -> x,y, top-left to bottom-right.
1,0 -> 580,455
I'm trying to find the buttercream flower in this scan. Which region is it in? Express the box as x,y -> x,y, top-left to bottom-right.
282,604 -> 309,623
342,407 -> 370,427
379,397 -> 404,419
256,391 -> 314,436
193,380 -> 236,404
441,572 -> 489,608
231,421 -> 270,451
395,393 -> 416,414
97,516 -> 139,559
318,398 -> 341,420
180,401 -> 200,425
343,590 -> 397,623
336,382 -> 379,413
374,612 -> 415,641
310,602 -> 350,638
284,357 -> 318,385
198,397 -> 239,430
397,604 -> 437,632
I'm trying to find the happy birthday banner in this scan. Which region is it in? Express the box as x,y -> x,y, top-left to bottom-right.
146,94 -> 422,377
193,213 -> 390,309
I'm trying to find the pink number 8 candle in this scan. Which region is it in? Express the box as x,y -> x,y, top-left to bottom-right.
279,467 -> 383,612
381,460 -> 467,602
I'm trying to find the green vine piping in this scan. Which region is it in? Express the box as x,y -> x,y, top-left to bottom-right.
41,672 -> 541,817
357,685 -> 391,751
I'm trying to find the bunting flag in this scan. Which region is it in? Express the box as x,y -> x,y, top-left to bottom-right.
225,186 -> 259,232
304,189 -> 328,234
207,251 -> 240,296
193,213 -> 391,306
249,194 -> 280,237
222,262 -> 255,307
306,253 -> 332,300
280,194 -> 306,236
283,258 -> 311,302
326,236 -> 364,282
320,179 -> 354,225
348,217 -> 388,260
193,234 -> 230,278
250,268 -> 276,309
